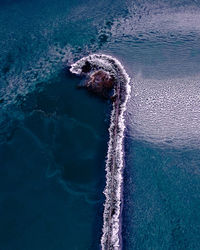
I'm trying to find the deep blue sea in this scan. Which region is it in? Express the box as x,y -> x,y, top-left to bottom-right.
1,0 -> 200,249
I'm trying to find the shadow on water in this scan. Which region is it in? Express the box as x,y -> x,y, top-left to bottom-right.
0,69 -> 110,250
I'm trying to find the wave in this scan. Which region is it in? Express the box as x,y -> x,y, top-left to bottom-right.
109,1 -> 200,39
70,54 -> 131,249
126,75 -> 200,149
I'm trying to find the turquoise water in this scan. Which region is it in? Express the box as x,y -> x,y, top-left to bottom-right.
1,0 -> 200,249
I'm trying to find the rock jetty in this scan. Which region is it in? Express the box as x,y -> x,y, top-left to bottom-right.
70,54 -> 131,250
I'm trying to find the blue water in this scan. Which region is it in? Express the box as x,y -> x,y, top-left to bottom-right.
1,0 -> 200,249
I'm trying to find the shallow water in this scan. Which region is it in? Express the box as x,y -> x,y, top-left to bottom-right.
1,0 -> 200,249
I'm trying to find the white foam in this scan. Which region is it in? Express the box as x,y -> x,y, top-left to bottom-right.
70,54 -> 131,249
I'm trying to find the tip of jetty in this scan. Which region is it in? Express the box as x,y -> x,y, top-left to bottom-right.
75,59 -> 116,99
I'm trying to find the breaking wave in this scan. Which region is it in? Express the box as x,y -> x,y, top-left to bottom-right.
70,54 -> 131,249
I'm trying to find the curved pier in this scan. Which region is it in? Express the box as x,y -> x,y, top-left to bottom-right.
70,54 -> 131,250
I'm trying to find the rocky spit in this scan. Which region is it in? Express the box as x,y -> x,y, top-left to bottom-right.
70,54 -> 131,250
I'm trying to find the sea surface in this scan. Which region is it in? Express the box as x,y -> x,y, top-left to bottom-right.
1,0 -> 200,249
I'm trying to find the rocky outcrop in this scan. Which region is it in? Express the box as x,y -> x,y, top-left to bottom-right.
81,61 -> 92,73
85,70 -> 115,98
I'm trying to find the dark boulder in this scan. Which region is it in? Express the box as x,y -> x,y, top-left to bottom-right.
86,70 -> 115,98
81,61 -> 92,73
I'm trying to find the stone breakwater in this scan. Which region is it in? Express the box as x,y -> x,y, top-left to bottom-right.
70,54 -> 131,250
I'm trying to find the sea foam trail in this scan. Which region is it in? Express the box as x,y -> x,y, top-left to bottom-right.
70,54 -> 131,250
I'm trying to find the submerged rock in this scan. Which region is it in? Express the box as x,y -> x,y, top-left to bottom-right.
72,59 -> 116,99
86,70 -> 115,98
